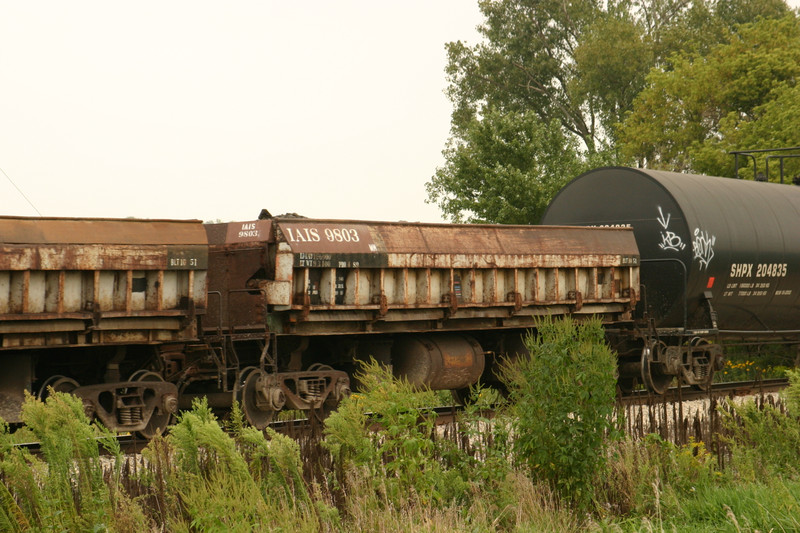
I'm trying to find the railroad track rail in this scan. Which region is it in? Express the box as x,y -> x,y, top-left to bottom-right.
618,378 -> 789,405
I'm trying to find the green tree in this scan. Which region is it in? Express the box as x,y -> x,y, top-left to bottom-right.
619,14 -> 800,176
573,10 -> 653,132
442,0 -> 775,154
444,0 -> 607,154
426,110 -> 597,224
430,0 -> 792,223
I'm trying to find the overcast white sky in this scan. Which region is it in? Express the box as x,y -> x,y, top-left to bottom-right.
0,1 -> 482,223
2,2 -> 798,224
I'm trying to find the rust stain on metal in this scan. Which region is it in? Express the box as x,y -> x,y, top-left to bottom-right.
0,217 -> 206,245
371,222 -> 638,256
0,245 -> 207,271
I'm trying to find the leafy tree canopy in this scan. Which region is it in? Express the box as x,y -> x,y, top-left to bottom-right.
426,110 -> 614,224
619,15 -> 800,178
429,0 -> 796,223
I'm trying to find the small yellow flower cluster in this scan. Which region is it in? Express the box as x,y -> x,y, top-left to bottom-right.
720,358 -> 771,379
725,360 -> 756,371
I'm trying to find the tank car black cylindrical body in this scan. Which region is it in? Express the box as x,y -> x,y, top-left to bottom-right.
542,167 -> 800,338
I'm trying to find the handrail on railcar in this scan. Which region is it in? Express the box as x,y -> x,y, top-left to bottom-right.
730,146 -> 800,182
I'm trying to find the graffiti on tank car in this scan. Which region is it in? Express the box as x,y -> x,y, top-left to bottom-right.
656,206 -> 671,229
659,231 -> 686,252
692,228 -> 716,270
656,206 -> 686,252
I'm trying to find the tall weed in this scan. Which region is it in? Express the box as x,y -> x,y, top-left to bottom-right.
322,359 -> 465,507
720,371 -> 800,481
444,383 -> 513,506
141,397 -> 321,531
501,317 -> 619,507
0,391 -> 149,532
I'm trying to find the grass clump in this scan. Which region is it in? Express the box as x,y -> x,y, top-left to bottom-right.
0,391 -> 148,532
141,397 -> 322,532
600,434 -> 719,517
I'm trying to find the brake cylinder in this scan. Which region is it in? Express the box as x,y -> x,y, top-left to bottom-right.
391,334 -> 485,390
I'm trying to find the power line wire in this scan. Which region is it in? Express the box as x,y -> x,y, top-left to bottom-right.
0,166 -> 42,216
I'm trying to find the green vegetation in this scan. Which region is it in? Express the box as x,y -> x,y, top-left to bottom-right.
1,318 -> 800,530
427,0 -> 800,224
501,318 -> 619,507
716,344 -> 794,382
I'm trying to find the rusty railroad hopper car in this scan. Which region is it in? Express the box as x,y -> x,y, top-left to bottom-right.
201,214 -> 640,427
0,216 -> 207,436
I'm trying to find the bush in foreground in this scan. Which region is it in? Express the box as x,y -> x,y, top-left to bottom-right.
503,317 -> 620,508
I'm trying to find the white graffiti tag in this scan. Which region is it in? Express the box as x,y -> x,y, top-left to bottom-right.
692,228 -> 716,270
656,206 -> 686,251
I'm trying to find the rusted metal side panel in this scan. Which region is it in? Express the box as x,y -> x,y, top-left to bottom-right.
0,217 -> 206,245
203,220 -> 275,331
0,217 -> 208,348
206,217 -> 640,335
0,244 -> 207,270
374,223 -> 639,257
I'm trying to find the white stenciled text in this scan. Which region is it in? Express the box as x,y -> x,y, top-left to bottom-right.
238,222 -> 260,239
285,226 -> 361,244
729,263 -> 787,278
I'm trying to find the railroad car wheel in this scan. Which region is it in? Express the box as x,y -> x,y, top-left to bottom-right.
641,342 -> 673,395
691,376 -> 714,392
132,371 -> 172,439
306,363 -> 333,372
37,375 -> 79,401
239,369 -> 277,430
129,369 -> 161,382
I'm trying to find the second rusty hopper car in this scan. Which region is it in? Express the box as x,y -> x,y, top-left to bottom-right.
197,213 -> 640,427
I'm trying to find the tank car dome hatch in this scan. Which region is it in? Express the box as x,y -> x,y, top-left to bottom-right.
542,167 -> 800,336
